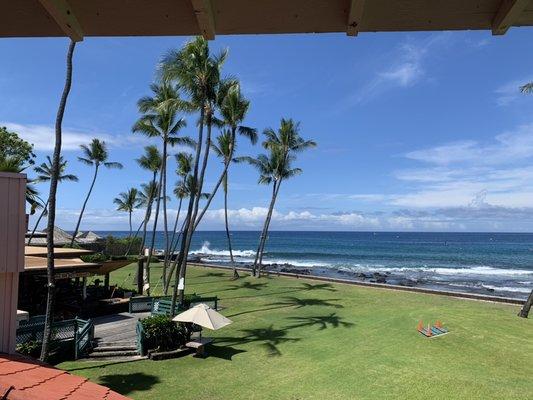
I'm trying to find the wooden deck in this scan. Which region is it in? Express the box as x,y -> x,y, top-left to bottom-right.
92,312 -> 149,343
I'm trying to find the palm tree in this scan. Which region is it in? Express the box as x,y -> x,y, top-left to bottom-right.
133,82 -> 188,294
239,118 -> 316,276
194,83 -> 257,229
41,40 -> 76,363
520,82 -> 533,93
28,156 -> 78,244
70,139 -> 123,246
113,188 -> 142,237
161,36 -> 231,309
211,130 -> 240,278
135,145 -> 162,254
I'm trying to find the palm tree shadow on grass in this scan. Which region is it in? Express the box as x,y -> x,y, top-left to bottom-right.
216,325 -> 300,357
207,344 -> 247,360
291,283 -> 337,292
285,313 -> 354,330
98,372 -> 160,395
199,280 -> 269,296
269,297 -> 344,309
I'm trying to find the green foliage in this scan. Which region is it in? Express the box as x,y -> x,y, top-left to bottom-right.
0,126 -> 35,170
140,315 -> 187,352
80,252 -> 108,263
16,340 -> 41,358
104,235 -> 142,256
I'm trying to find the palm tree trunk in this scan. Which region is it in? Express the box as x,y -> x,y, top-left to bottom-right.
176,116 -> 212,304
193,127 -> 236,231
224,173 -> 238,279
70,165 -> 99,246
258,179 -> 282,268
518,290 -> 533,318
162,140 -> 170,290
125,219 -> 144,256
253,180 -> 281,276
164,216 -> 187,295
28,197 -> 49,245
128,211 -> 132,238
139,171 -> 158,255
171,108 -> 205,312
145,141 -> 167,295
41,40 -> 76,362
162,199 -> 182,295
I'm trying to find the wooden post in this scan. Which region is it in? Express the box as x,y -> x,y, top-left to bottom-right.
82,277 -> 87,300
0,173 -> 26,354
518,290 -> 533,318
104,273 -> 110,292
137,257 -> 144,295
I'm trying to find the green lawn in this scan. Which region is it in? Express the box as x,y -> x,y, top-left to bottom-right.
61,264 -> 533,400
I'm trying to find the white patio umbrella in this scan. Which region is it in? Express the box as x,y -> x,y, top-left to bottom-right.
172,303 -> 232,331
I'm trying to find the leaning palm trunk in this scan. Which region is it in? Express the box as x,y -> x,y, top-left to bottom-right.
253,179 -> 281,276
28,198 -> 49,245
164,217 -> 187,295
223,173 -> 238,279
168,198 -> 183,258
125,219 -> 144,256
193,128 -> 236,230
145,140 -> 168,295
70,165 -> 99,246
258,179 -> 282,267
518,289 -> 533,318
171,108 -> 205,311
176,115 -> 213,305
41,40 -> 76,362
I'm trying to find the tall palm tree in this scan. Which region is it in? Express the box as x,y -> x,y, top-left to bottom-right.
70,139 -> 123,246
28,156 -> 78,244
239,118 -> 316,276
210,130 -> 240,278
133,82 -> 188,294
41,40 -> 76,363
136,145 -> 162,253
113,188 -> 142,237
161,36 -> 231,309
194,83 -> 257,228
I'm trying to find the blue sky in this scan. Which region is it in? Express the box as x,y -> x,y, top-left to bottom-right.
1,30 -> 533,232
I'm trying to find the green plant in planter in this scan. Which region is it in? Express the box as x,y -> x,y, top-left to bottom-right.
140,315 -> 187,352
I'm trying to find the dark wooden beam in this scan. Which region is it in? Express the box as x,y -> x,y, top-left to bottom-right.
37,0 -> 83,42
191,0 -> 216,40
492,0 -> 529,35
347,0 -> 366,36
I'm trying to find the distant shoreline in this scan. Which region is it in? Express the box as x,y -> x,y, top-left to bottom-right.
190,262 -> 525,305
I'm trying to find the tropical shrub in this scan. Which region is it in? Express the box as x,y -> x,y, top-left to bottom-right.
16,340 -> 41,358
105,235 -> 142,256
140,315 -> 187,351
80,252 -> 108,263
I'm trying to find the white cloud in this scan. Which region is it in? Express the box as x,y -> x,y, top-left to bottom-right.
2,122 -> 151,151
494,77 -> 533,106
351,33 -> 450,104
392,123 -> 533,208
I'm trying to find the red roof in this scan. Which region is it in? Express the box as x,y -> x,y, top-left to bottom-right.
0,354 -> 130,400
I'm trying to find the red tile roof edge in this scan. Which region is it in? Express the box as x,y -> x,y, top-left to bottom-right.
0,353 -> 131,400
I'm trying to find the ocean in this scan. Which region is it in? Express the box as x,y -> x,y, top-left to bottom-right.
98,231 -> 533,300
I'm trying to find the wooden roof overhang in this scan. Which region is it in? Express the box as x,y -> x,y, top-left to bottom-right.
1,0 -> 533,42
24,256 -> 100,279
24,245 -> 94,258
